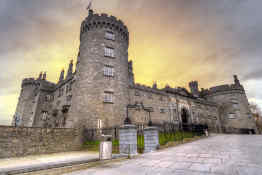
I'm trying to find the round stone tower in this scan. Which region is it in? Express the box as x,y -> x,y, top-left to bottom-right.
66,10 -> 130,128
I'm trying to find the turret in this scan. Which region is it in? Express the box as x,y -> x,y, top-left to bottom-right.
59,69 -> 65,82
234,75 -> 240,86
67,9 -> 130,128
189,81 -> 199,97
152,82 -> 157,89
66,60 -> 73,78
43,72 -> 47,80
38,72 -> 43,80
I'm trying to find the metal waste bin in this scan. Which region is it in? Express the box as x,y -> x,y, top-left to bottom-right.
99,135 -> 112,160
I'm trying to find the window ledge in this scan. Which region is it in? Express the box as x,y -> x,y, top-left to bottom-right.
104,55 -> 116,59
103,101 -> 114,104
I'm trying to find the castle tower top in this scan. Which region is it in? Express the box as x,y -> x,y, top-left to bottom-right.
80,10 -> 129,43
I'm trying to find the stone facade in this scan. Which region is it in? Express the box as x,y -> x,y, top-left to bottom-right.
12,9 -> 257,134
0,126 -> 82,158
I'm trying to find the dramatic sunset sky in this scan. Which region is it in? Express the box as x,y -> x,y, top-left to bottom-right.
0,0 -> 262,125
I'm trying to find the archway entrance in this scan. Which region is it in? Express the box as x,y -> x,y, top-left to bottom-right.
181,108 -> 189,130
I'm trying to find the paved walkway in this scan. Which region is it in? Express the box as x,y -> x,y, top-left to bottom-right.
0,151 -> 99,174
64,135 -> 262,175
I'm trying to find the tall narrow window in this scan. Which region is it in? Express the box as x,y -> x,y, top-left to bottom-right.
42,111 -> 48,120
104,47 -> 114,58
103,65 -> 114,77
104,91 -> 114,103
97,119 -> 103,129
58,87 -> 64,97
105,31 -> 115,40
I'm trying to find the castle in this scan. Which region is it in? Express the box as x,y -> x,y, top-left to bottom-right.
12,9 -> 257,134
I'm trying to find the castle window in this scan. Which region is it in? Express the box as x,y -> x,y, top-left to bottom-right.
104,91 -> 114,103
58,87 -> 64,97
105,31 -> 115,41
42,111 -> 48,121
97,119 -> 103,129
45,95 -> 53,102
228,113 -> 236,119
232,103 -> 239,110
103,65 -> 114,77
135,91 -> 140,96
160,108 -> 166,113
104,47 -> 115,58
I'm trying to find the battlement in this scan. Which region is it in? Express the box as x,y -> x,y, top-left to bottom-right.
202,83 -> 245,96
163,86 -> 192,97
189,81 -> 198,88
22,78 -> 40,87
131,83 -> 166,95
81,10 -> 129,42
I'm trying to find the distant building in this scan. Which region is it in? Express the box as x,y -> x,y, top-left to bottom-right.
13,9 -> 258,134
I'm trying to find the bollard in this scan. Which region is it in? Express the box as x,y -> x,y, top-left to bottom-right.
99,135 -> 112,160
205,129 -> 209,137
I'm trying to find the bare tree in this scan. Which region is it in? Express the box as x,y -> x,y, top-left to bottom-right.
249,102 -> 262,134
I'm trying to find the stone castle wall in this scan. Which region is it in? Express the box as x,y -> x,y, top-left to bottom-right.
0,126 -> 82,158
128,85 -> 220,132
206,88 -> 257,133
12,10 -> 256,134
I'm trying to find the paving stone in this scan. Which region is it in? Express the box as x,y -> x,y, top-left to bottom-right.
63,135 -> 262,175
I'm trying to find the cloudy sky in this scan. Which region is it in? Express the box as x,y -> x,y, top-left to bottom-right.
1,0 -> 262,125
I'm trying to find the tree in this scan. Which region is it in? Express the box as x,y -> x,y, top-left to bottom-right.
249,102 -> 262,134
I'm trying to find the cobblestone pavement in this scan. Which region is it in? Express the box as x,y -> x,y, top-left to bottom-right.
64,135 -> 262,175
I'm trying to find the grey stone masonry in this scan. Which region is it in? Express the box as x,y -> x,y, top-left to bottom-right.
0,126 -> 82,158
144,127 -> 159,153
119,125 -> 137,155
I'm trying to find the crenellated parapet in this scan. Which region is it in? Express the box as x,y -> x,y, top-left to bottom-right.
201,83 -> 245,97
80,10 -> 129,42
22,78 -> 40,88
131,83 -> 166,95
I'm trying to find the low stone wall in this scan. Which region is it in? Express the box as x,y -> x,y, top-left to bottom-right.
0,126 -> 83,158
